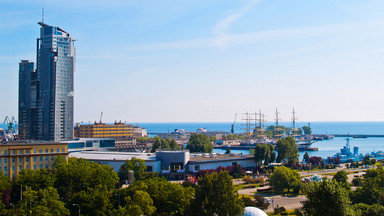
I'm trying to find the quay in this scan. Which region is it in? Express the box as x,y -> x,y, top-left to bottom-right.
332,134 -> 384,138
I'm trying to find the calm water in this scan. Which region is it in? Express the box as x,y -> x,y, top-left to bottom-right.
2,122 -> 384,158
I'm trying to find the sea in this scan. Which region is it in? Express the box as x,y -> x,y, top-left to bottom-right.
2,121 -> 384,159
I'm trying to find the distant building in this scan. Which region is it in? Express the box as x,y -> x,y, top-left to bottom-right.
75,122 -> 133,138
19,22 -> 75,141
0,141 -> 68,179
18,60 -> 38,140
133,126 -> 147,138
75,122 -> 137,151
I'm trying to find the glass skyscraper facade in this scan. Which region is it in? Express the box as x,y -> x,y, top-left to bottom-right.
36,22 -> 75,141
19,22 -> 75,141
18,60 -> 38,140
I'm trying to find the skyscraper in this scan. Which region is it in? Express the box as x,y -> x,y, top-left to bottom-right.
19,22 -> 75,141
18,60 -> 38,140
36,22 -> 75,141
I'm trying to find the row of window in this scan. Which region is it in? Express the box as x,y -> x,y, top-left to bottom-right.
0,164 -> 54,172
0,155 -> 56,163
0,148 -> 65,155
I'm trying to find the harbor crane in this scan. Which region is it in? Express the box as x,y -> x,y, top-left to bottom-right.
3,116 -> 16,135
231,113 -> 237,134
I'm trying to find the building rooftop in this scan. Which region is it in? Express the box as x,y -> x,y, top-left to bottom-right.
69,151 -> 157,161
189,153 -> 253,162
1,141 -> 67,146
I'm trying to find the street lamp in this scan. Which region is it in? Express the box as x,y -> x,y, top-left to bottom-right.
73,204 -> 80,216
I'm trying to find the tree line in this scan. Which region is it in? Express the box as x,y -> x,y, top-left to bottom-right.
0,156 -> 245,216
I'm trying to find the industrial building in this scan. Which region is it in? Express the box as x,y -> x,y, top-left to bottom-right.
69,150 -> 254,179
0,141 -> 68,179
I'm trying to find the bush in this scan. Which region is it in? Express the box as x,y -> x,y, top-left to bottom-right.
274,206 -> 286,214
255,177 -> 265,184
243,176 -> 257,184
352,177 -> 362,187
254,195 -> 270,210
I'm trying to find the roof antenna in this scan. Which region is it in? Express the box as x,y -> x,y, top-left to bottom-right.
42,8 -> 44,23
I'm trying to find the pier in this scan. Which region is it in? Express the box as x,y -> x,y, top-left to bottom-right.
332,134 -> 384,138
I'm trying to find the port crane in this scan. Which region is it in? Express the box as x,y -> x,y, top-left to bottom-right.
230,113 -> 237,134
3,116 -> 16,135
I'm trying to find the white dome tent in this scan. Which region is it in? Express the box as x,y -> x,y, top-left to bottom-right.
243,207 -> 268,216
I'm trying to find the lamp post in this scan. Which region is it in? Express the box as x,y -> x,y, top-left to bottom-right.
73,204 -> 80,216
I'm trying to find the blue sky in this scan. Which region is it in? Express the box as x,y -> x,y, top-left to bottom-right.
1,0 -> 384,123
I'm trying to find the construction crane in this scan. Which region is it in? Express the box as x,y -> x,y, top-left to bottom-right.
231,113 -> 237,134
99,112 -> 103,123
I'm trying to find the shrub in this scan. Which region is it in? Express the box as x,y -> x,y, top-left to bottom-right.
274,206 -> 286,214
243,176 -> 257,184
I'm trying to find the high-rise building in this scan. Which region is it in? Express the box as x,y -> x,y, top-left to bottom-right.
19,22 -> 75,141
18,60 -> 38,140
36,22 -> 75,141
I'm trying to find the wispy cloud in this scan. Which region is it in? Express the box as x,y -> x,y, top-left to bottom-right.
211,0 -> 263,48
124,20 -> 382,52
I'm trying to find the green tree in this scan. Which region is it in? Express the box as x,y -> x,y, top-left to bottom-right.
269,166 -> 300,193
302,126 -> 312,135
186,134 -> 213,153
352,203 -> 384,216
54,156 -> 118,202
303,152 -> 310,163
302,180 -> 354,216
276,137 -> 299,166
151,137 -> 161,153
352,167 -> 384,205
160,138 -> 170,149
169,138 -> 180,150
15,187 -> 69,216
191,171 -> 244,216
124,190 -> 156,216
333,171 -> 348,184
0,170 -> 10,211
69,186 -> 113,216
119,157 -> 146,181
225,148 -> 231,154
126,177 -> 194,215
254,144 -> 275,166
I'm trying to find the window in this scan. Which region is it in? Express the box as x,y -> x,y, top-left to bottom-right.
232,162 -> 238,166
34,149 -> 37,153
26,150 -> 29,154
26,157 -> 29,162
4,150 -> 7,155
45,165 -> 48,169
195,165 -> 200,171
57,149 -> 59,153
4,159 -> 7,163
4,167 -> 7,171
12,158 -> 15,163
146,166 -> 153,172
0,159 -> 1,163
26,165 -> 29,169
33,165 -> 36,170
39,149 -> 42,153
12,150 -> 15,155
12,166 -> 15,171
51,156 -> 55,161
19,166 -> 21,170
34,157 -> 37,162
39,157 -> 43,162
45,149 -> 48,153
51,149 -> 53,153
62,149 -> 65,152
45,157 -> 48,161
39,165 -> 42,169
19,158 -> 22,163
19,150 -> 22,154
